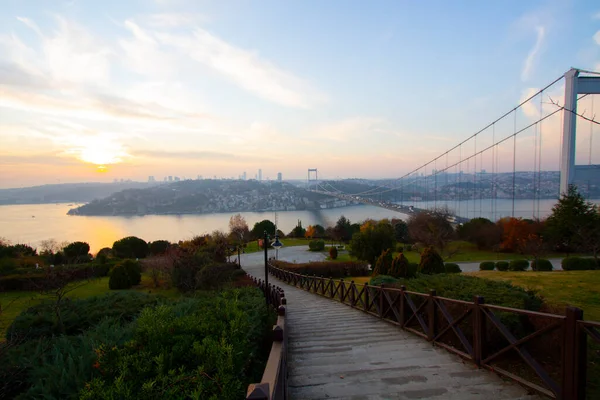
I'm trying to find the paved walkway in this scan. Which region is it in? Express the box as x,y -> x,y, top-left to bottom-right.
242,249 -> 538,400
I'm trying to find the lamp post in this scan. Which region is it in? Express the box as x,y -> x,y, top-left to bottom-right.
272,233 -> 283,260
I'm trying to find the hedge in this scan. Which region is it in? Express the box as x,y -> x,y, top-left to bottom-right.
495,261 -> 509,271
562,257 -> 597,271
308,239 -> 325,252
444,263 -> 462,273
531,259 -> 553,271
479,261 -> 495,271
509,259 -> 529,271
271,260 -> 369,278
0,263 -> 111,291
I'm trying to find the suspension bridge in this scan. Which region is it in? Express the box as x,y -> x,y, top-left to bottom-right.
308,68 -> 600,222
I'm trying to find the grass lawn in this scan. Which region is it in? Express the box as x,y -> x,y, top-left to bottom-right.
467,270 -> 600,320
244,238 -> 312,253
0,274 -> 180,340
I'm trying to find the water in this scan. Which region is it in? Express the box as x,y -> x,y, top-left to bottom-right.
2,198 -> 597,253
0,204 -> 405,253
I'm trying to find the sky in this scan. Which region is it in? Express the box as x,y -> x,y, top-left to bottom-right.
1,0 -> 600,188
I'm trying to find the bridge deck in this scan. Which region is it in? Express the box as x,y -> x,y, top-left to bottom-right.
244,261 -> 538,400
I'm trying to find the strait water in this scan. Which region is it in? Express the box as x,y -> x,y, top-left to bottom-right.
1,198 -> 597,253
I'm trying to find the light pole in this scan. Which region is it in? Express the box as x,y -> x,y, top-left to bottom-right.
263,231 -> 269,305
272,233 -> 283,260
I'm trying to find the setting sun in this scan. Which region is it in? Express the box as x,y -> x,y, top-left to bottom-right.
76,136 -> 128,165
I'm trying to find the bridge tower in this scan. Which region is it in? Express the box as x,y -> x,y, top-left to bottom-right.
560,68 -> 600,194
307,168 -> 318,189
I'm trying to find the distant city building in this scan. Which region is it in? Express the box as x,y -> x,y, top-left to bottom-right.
164,177 -> 167,182
258,169 -> 262,181
243,171 -> 247,180
197,175 -> 202,180
174,177 -> 180,182
277,172 -> 282,181
168,176 -> 173,182
148,176 -> 155,183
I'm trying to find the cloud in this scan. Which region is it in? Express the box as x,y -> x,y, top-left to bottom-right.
593,12 -> 600,20
144,13 -> 206,28
594,30 -> 600,46
133,149 -> 272,162
157,29 -> 327,108
310,117 -> 384,141
521,26 -> 545,82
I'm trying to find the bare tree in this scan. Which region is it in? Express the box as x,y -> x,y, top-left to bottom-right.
407,208 -> 455,258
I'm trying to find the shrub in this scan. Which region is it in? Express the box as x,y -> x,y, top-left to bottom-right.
396,244 -> 404,252
444,263 -> 462,273
112,236 -> 148,259
329,246 -> 338,260
122,259 -> 142,286
479,261 -> 495,271
531,259 -> 553,271
405,244 -> 413,252
495,261 -> 509,271
0,257 -> 18,275
149,240 -> 170,255
196,263 -> 241,290
6,292 -> 158,341
369,275 -> 400,286
308,239 -> 325,251
509,259 -> 529,271
108,264 -> 133,290
271,260 -> 369,278
388,253 -> 415,279
63,241 -> 90,263
419,247 -> 445,274
562,257 -> 597,271
372,249 -> 393,276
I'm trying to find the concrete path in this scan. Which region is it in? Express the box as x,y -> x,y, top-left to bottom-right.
242,248 -> 539,400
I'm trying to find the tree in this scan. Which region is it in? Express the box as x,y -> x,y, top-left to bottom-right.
350,219 -> 396,265
545,185 -> 600,257
457,218 -> 502,250
389,252 -> 412,278
407,209 -> 455,254
149,240 -> 170,255
112,236 -> 149,259
333,215 -> 353,242
229,214 -> 249,243
419,247 -> 445,274
313,224 -> 326,238
250,220 -> 276,240
305,225 -> 316,239
392,219 -> 410,243
289,219 -> 306,238
372,249 -> 393,276
63,241 -> 90,263
497,217 -> 533,253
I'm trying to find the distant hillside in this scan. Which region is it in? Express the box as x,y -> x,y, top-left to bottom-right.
68,179 -> 354,216
0,182 -> 156,205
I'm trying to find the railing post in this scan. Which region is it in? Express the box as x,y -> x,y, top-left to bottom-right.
428,289 -> 437,341
473,295 -> 485,367
340,279 -> 345,302
563,306 -> 586,400
246,383 -> 269,400
400,285 -> 406,328
364,283 -> 369,312
329,277 -> 334,298
350,281 -> 355,306
379,284 -> 384,318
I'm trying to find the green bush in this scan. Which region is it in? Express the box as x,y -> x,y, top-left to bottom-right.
479,261 -> 495,271
149,240 -> 170,255
196,263 -> 241,290
562,257 -> 597,271
444,263 -> 462,273
6,292 -> 159,341
531,259 -> 553,271
369,275 -> 400,286
509,259 -> 529,271
329,246 -> 338,260
372,249 -> 393,276
271,260 -> 369,278
495,261 -> 509,271
419,247 -> 445,274
308,239 -> 325,251
109,265 -> 133,290
0,257 -> 18,275
396,244 -> 404,252
388,253 -> 415,278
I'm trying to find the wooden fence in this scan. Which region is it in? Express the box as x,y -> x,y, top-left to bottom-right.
269,264 -> 599,400
246,276 -> 288,400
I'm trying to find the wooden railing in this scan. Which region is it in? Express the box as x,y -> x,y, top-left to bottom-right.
246,276 -> 288,400
269,264 -> 597,400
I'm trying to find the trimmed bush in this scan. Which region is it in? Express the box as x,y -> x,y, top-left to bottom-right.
479,261 -> 495,271
396,244 -> 404,253
6,292 -> 159,341
108,264 -> 133,290
271,260 -> 369,278
373,249 -> 393,276
369,275 -> 400,286
308,239 -> 325,251
419,247 -> 445,275
444,263 -> 462,274
562,257 -> 597,271
388,253 -> 415,279
329,246 -> 338,260
509,259 -> 529,271
531,259 -> 553,271
495,261 -> 509,271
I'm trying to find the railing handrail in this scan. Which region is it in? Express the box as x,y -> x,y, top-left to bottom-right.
268,263 -> 598,400
246,275 -> 287,400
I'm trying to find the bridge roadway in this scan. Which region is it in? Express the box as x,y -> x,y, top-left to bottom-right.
242,248 -> 538,400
